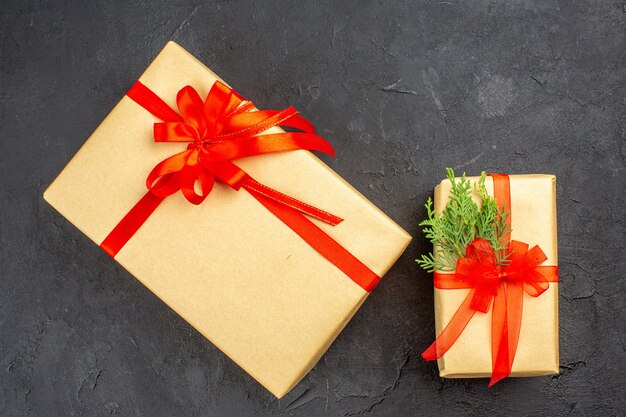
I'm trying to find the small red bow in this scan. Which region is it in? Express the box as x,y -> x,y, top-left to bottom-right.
456,238 -> 552,313
423,237 -> 558,386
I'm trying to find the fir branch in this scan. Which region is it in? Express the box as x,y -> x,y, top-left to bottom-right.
416,168 -> 512,273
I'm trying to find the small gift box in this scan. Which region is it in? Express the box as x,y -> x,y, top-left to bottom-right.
418,171 -> 559,384
44,41 -> 411,397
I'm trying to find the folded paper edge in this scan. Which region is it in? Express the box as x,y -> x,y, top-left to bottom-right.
440,368 -> 560,379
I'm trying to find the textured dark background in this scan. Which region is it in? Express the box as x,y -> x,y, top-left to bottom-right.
1,1 -> 624,416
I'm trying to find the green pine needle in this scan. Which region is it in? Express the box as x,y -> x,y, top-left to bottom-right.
416,168 -> 511,273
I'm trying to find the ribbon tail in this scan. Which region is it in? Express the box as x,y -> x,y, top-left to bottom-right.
246,187 -> 379,292
422,288 -> 478,361
211,160 -> 343,226
100,190 -> 165,257
489,281 -> 524,386
243,178 -> 343,226
490,284 -> 508,386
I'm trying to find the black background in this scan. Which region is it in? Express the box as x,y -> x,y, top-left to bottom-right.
1,1 -> 624,416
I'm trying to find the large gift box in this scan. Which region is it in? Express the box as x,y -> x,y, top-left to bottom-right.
426,174 -> 559,382
44,41 -> 411,397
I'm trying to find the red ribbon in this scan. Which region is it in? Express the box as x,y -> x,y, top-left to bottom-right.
421,174 -> 558,386
100,80 -> 380,292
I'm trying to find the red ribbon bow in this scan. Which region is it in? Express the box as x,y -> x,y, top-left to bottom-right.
454,238 -> 553,314
421,174 -> 558,386
143,81 -> 337,208
99,80 -> 380,292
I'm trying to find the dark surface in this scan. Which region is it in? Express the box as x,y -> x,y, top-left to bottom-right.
1,1 -> 624,416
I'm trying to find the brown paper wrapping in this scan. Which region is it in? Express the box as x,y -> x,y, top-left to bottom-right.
43,41 -> 411,397
433,174 -> 559,378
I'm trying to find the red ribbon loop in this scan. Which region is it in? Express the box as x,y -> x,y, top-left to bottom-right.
133,81 -> 336,207
99,80 -> 380,293
421,174 -> 558,386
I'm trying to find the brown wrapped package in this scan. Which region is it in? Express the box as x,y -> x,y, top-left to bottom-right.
43,41 -> 411,397
432,174 -> 559,378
